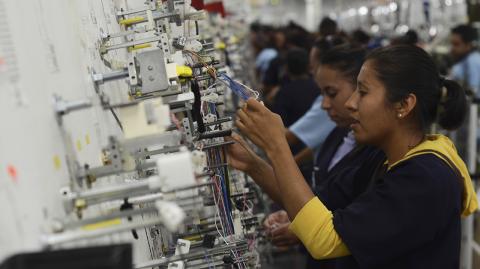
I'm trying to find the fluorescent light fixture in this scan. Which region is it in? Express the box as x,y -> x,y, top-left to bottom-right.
358,6 -> 368,16
389,2 -> 398,12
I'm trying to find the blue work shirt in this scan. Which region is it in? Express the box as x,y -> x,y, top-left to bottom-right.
289,95 -> 335,149
451,51 -> 480,95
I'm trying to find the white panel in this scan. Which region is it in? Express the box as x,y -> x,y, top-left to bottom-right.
0,0 -> 151,263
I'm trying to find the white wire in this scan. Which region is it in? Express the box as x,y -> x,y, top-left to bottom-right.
212,176 -> 245,269
235,80 -> 260,99
205,81 -> 222,93
211,182 -> 228,244
216,74 -> 260,100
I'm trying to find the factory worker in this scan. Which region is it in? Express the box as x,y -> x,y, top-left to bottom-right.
235,45 -> 478,269
227,46 -> 385,268
286,37 -> 345,166
450,24 -> 480,96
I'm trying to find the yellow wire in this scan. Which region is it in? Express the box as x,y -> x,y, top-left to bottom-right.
183,50 -> 217,78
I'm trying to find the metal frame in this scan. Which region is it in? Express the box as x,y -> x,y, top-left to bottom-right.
461,102 -> 479,269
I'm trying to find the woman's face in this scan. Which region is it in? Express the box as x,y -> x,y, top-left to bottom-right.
315,65 -> 356,127
345,60 -> 397,145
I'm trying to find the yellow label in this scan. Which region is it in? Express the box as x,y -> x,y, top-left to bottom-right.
119,16 -> 145,26
85,134 -> 91,145
75,199 -> 87,209
182,235 -> 202,241
128,44 -> 151,52
176,65 -> 193,78
215,42 -> 226,50
76,139 -> 82,151
53,155 -> 61,170
82,218 -> 122,231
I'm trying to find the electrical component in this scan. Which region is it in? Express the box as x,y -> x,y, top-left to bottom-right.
174,239 -> 191,255
203,113 -> 217,124
156,148 -> 196,190
167,261 -> 185,269
191,150 -> 207,174
184,39 -> 203,52
176,65 -> 193,78
156,201 -> 185,232
120,97 -> 171,139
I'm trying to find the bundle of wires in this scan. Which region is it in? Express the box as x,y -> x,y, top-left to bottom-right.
207,152 -> 235,234
183,49 -> 259,101
206,140 -> 248,268
201,101 -> 218,124
186,49 -> 248,269
216,73 -> 259,101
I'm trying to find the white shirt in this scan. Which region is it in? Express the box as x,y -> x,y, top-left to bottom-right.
327,131 -> 356,171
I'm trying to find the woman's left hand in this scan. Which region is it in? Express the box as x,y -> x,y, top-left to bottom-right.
236,98 -> 287,154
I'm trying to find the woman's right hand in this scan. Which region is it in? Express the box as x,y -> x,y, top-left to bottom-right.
264,210 -> 300,247
225,133 -> 260,173
269,222 -> 300,247
263,210 -> 290,230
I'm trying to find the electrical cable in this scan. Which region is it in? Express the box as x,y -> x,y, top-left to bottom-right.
216,73 -> 259,101
191,81 -> 206,133
109,107 -> 124,132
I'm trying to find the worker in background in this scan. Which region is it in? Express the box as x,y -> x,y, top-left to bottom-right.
350,29 -> 371,49
285,37 -> 346,166
228,46 -> 385,268
262,22 -> 314,107
450,24 -> 480,96
235,45 -> 478,268
449,24 -> 480,158
390,30 -> 420,47
317,17 -> 338,38
254,25 -> 278,83
273,48 -> 321,182
273,48 -> 319,131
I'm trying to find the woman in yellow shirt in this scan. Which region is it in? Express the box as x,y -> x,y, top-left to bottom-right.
235,45 -> 478,268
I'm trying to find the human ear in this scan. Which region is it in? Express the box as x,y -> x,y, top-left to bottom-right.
395,93 -> 417,119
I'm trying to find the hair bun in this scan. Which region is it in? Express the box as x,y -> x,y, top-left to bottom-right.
437,79 -> 467,130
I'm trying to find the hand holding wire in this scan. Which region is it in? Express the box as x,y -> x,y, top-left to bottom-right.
235,98 -> 286,154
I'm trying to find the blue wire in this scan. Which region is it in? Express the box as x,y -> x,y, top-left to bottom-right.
220,172 -> 233,232
210,104 -> 235,233
204,250 -> 214,269
217,163 -> 234,233
219,73 -> 251,100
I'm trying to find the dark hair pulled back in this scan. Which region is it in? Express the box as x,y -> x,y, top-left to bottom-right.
318,45 -> 366,85
366,45 -> 466,130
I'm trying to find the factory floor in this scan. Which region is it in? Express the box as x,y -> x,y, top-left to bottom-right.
261,248 -> 306,269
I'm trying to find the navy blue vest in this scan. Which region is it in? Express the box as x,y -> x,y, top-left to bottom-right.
304,127 -> 385,269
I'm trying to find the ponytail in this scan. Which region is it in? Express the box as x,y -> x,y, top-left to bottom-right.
437,79 -> 467,130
